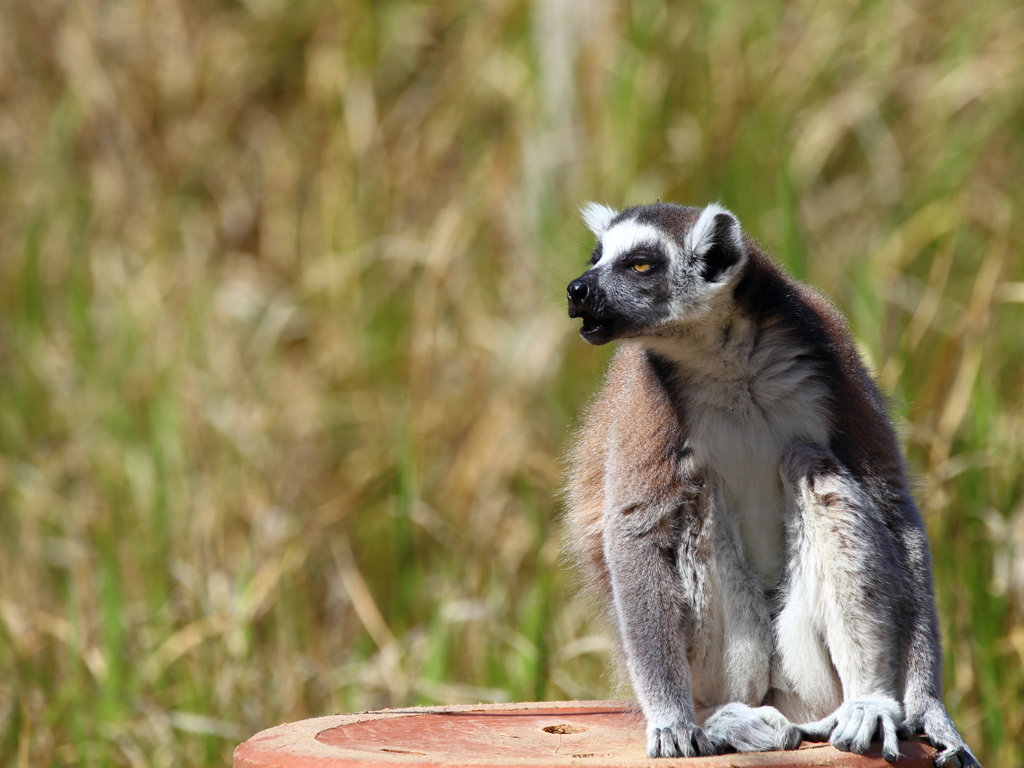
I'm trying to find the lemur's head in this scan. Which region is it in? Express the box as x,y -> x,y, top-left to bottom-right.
567,202 -> 748,345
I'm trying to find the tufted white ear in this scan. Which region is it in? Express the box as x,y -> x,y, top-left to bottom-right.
580,202 -> 619,237
684,203 -> 748,283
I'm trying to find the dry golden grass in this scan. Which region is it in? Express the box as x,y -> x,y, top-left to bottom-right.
0,1 -> 1022,765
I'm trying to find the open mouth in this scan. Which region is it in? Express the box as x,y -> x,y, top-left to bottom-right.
568,298 -> 616,345
574,313 -> 615,345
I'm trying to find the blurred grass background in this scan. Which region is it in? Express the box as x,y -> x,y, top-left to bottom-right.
1,0 -> 1022,765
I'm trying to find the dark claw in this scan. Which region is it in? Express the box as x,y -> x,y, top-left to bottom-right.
882,740 -> 901,763
779,725 -> 803,751
692,727 -> 715,757
934,745 -> 981,768
648,724 -> 716,759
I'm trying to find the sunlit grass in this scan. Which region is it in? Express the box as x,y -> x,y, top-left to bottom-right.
0,1 -> 1022,766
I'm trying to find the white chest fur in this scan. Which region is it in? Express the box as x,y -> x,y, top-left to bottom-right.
647,314 -> 832,583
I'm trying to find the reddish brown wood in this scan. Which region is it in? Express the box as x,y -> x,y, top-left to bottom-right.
233,701 -> 938,768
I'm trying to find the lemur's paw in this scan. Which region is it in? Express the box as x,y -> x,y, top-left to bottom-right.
933,746 -> 980,768
646,721 -> 715,758
916,706 -> 980,768
801,696 -> 903,762
704,703 -> 802,753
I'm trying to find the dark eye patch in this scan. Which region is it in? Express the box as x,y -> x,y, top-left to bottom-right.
621,241 -> 667,271
588,242 -> 603,265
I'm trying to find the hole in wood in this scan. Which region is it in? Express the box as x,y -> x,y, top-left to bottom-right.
542,724 -> 586,735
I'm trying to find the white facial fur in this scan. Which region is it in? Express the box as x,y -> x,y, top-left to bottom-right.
593,219 -> 676,270
580,202 -> 618,236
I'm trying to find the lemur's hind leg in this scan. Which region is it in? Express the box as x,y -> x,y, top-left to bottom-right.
778,443 -> 906,762
702,704 -> 802,753
606,471 -> 791,759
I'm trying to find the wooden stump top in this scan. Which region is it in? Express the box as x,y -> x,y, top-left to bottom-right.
233,700 -> 938,768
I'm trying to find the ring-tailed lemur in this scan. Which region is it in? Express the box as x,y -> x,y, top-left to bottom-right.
564,201 -> 978,767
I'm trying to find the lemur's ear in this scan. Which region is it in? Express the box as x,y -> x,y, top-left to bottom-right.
685,203 -> 748,283
580,202 -> 618,237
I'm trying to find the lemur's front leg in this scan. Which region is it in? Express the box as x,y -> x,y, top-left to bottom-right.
778,443 -> 906,761
603,471 -> 715,758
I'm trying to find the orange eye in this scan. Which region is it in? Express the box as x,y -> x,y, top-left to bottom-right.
631,262 -> 652,273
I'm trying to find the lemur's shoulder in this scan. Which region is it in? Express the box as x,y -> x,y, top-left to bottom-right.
569,345 -> 689,505
733,249 -> 905,487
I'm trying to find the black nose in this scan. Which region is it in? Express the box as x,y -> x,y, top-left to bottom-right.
567,279 -> 589,304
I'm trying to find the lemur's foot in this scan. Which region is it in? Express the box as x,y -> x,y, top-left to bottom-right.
704,703 -> 802,753
646,721 -> 715,758
800,696 -> 902,762
909,703 -> 980,767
